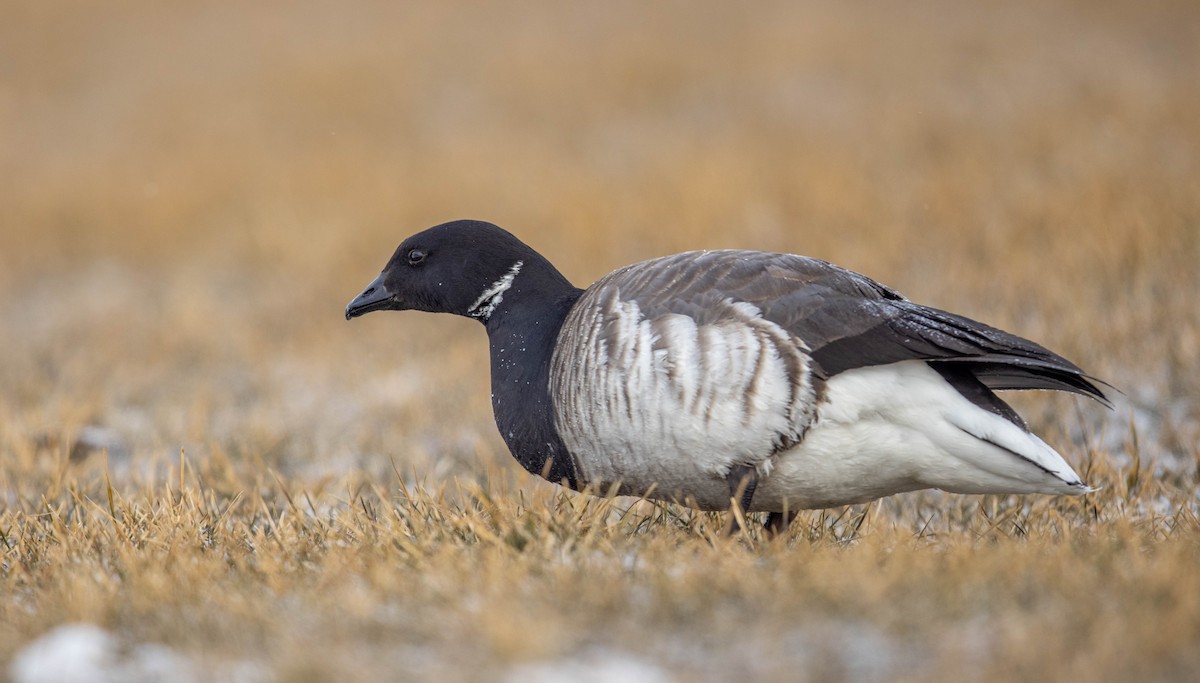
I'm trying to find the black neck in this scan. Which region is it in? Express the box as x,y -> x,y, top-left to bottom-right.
483,276 -> 584,489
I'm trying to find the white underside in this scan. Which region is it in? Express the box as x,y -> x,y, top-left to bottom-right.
566,360 -> 1089,511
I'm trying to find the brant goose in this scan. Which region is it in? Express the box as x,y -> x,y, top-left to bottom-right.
346,220 -> 1109,532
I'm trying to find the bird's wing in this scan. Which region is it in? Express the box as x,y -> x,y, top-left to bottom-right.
606,250 -> 1111,406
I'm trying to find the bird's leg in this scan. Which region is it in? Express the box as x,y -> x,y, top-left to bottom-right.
765,510 -> 797,536
726,467 -> 796,537
725,464 -> 758,535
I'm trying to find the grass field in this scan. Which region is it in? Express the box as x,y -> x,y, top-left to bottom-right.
2,1 -> 1199,681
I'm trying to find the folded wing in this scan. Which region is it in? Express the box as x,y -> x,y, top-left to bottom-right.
614,250 -> 1110,407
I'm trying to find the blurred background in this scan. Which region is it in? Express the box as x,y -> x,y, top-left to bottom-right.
2,0 -> 1198,486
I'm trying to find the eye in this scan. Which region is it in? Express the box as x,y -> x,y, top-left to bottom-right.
407,248 -> 426,265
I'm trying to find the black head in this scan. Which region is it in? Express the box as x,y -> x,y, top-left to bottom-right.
345,220 -> 574,323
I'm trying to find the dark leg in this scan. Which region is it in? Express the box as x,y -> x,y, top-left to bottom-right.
765,510 -> 798,536
725,464 -> 758,534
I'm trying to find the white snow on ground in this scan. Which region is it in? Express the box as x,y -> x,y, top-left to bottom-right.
10,624 -> 121,683
9,623 -> 268,683
504,650 -> 675,683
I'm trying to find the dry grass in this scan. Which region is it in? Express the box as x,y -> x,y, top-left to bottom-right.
2,0 -> 1199,681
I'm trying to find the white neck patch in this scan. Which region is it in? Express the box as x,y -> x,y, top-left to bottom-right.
467,260 -> 524,321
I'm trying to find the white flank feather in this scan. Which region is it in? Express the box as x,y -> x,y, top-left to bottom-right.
550,292 -> 816,505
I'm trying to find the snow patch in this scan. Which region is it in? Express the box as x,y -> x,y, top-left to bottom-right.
9,623 -> 266,683
503,650 -> 673,683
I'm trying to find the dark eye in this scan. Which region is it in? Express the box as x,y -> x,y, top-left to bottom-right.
407,248 -> 426,265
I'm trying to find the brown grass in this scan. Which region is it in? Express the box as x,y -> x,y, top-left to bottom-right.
2,1 -> 1199,681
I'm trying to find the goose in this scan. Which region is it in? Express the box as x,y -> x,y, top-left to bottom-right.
346,219 -> 1109,532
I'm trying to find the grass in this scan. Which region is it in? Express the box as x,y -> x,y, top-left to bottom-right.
2,0 -> 1199,681
2,455 -> 1198,681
